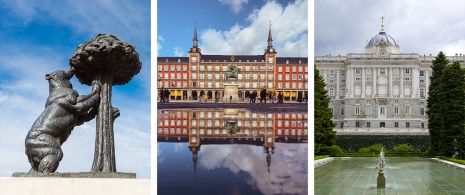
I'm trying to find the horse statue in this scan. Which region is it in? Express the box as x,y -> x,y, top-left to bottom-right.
224,65 -> 241,80
224,118 -> 239,134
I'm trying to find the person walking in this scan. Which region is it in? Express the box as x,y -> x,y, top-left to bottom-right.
164,89 -> 170,103
160,87 -> 165,102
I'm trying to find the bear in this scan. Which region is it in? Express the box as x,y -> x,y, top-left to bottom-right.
25,68 -> 100,173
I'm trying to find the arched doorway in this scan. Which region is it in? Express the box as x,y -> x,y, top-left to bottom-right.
207,91 -> 212,99
245,91 -> 250,98
183,90 -> 187,100
192,91 -> 198,100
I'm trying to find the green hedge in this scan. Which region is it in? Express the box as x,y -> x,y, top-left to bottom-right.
336,135 -> 430,152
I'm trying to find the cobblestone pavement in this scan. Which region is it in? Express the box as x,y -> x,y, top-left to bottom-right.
157,100 -> 308,113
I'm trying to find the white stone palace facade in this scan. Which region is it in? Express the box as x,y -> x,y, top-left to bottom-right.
315,22 -> 464,134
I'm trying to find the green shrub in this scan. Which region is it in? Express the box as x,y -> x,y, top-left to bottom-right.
336,135 -> 430,152
330,145 -> 343,157
391,143 -> 418,153
358,143 -> 384,153
315,155 -> 330,160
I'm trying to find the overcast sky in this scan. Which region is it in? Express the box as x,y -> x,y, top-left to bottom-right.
315,0 -> 465,57
0,0 -> 151,178
158,0 -> 308,57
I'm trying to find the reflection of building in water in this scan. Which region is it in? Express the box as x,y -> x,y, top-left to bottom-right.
157,109 -> 308,176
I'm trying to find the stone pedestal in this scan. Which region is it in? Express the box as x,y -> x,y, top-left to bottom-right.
377,168 -> 386,188
12,172 -> 136,178
223,83 -> 239,103
0,177 -> 149,195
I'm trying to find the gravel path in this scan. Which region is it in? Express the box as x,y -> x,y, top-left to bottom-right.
157,101 -> 308,113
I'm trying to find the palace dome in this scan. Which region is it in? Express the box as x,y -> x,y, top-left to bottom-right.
367,31 -> 398,47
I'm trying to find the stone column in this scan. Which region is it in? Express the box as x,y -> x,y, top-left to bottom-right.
336,70 -> 340,99
373,67 -> 377,97
413,68 -> 419,98
389,67 -> 393,97
400,68 -> 404,97
425,70 -> 429,98
361,67 -> 365,97
346,67 -> 354,97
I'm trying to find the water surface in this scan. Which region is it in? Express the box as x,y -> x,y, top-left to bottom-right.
157,109 -> 308,195
315,157 -> 465,194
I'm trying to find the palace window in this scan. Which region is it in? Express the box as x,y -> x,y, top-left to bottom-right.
405,68 -> 410,74
278,67 -> 282,72
285,67 -> 290,72
420,70 -> 424,76
380,68 -> 385,75
355,68 -> 361,74
355,107 -> 361,115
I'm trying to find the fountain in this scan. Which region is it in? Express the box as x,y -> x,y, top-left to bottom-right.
377,148 -> 386,188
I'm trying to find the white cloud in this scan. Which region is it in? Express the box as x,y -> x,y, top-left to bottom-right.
199,143 -> 308,194
173,47 -> 184,57
200,0 -> 308,57
219,0 -> 249,14
315,0 -> 465,56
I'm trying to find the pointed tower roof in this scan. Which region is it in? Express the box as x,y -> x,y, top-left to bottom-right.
265,21 -> 275,53
193,22 -> 198,48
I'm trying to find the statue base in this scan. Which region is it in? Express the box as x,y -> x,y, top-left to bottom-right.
12,172 -> 136,178
1,176 -> 148,195
377,169 -> 386,188
223,83 -> 240,103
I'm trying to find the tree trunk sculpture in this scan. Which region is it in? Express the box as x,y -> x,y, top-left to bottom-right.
70,34 -> 142,172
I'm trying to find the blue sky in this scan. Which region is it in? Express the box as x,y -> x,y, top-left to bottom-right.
158,0 -> 308,57
0,0 -> 151,178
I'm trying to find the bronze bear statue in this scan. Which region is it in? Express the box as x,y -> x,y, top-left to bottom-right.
25,68 -> 100,173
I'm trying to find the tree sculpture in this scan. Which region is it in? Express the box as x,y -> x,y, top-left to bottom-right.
70,34 -> 142,172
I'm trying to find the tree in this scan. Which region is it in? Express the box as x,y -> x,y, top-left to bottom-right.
70,34 -> 142,172
437,61 -> 465,158
426,51 -> 448,155
314,65 -> 336,154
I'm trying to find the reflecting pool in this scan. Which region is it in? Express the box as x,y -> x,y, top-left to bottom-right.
315,157 -> 465,194
157,109 -> 308,195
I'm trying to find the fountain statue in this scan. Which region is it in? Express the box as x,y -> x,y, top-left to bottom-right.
377,148 -> 386,188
